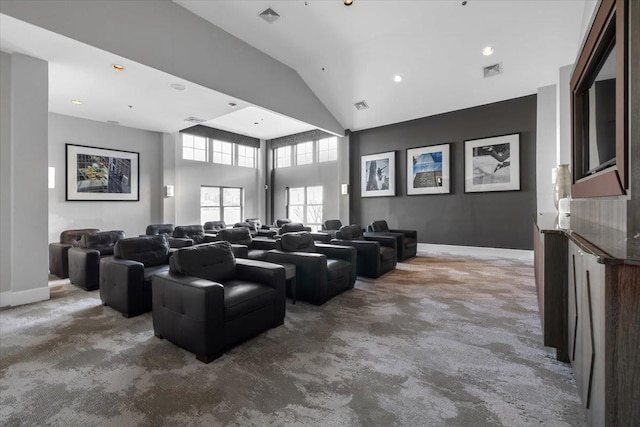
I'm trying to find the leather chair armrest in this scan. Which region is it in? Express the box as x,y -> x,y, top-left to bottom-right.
391,229 -> 417,239
363,234 -> 397,249
230,244 -> 249,258
265,250 -> 328,305
49,242 -> 73,278
330,239 -> 380,278
251,239 -> 277,250
316,243 -> 357,263
203,235 -> 218,243
167,237 -> 194,248
68,247 -> 101,290
99,257 -> 145,316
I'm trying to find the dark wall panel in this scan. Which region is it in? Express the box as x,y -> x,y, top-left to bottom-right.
350,95 -> 537,250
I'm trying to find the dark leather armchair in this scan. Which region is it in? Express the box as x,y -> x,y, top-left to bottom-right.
204,221 -> 226,235
217,228 -> 276,261
333,224 -> 397,278
100,235 -> 170,317
169,225 -> 215,248
68,230 -> 126,290
49,228 -> 100,278
322,219 -> 343,239
366,220 -> 417,261
279,223 -> 330,243
144,224 -> 174,237
245,218 -> 262,231
274,218 -> 291,227
234,221 -> 257,236
266,232 -> 356,305
152,242 -> 286,363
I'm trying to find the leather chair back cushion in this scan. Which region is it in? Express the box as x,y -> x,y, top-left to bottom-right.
280,223 -> 308,234
60,228 -> 100,245
369,220 -> 390,232
275,218 -> 291,227
337,224 -> 363,240
174,225 -> 206,244
234,222 -> 256,232
146,224 -> 174,236
79,230 -> 126,255
323,219 -> 342,231
115,236 -> 170,267
218,228 -> 252,245
204,221 -> 226,231
170,241 -> 236,283
276,232 -> 316,253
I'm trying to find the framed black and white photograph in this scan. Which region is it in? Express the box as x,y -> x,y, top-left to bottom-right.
464,134 -> 520,193
406,144 -> 451,195
66,144 -> 139,201
361,151 -> 396,197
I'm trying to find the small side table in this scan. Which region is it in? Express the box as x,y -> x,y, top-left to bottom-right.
280,263 -> 296,304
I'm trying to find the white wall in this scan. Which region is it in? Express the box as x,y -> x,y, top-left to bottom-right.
0,52 -> 49,306
48,113 -> 163,242
558,64 -> 573,166
536,84 -> 558,214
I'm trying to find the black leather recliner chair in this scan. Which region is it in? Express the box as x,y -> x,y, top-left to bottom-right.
266,232 -> 356,305
322,219 -> 343,239
217,228 -> 276,261
204,221 -> 226,235
234,221 -> 258,236
366,220 -> 417,261
279,223 -> 331,243
100,235 -> 170,317
169,225 -> 215,248
152,242 -> 286,363
49,228 -> 100,279
68,230 -> 126,290
144,224 -> 174,237
333,224 -> 397,278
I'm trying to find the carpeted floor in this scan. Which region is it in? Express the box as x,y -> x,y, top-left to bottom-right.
0,253 -> 585,426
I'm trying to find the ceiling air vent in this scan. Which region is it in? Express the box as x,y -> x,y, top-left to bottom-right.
259,8 -> 280,23
184,117 -> 206,124
354,100 -> 369,111
483,62 -> 503,78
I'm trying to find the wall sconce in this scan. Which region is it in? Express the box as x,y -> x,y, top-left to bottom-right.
165,185 -> 174,198
341,183 -> 349,195
344,0 -> 353,5
48,167 -> 55,189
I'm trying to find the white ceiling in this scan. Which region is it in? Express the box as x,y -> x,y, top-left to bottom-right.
0,14 -> 315,138
176,0 -> 594,131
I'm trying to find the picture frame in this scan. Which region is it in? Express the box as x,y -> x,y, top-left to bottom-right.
406,144 -> 451,195
66,144 -> 140,201
464,133 -> 520,193
361,151 -> 396,197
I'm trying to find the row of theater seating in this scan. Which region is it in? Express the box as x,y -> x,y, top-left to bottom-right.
47,219 -> 417,362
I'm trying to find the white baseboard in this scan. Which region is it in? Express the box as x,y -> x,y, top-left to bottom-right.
418,243 -> 534,261
0,286 -> 50,308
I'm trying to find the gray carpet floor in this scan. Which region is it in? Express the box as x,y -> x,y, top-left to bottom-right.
0,253 -> 585,426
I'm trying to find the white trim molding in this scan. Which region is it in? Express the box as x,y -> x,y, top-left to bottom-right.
418,243 -> 534,261
0,286 -> 50,308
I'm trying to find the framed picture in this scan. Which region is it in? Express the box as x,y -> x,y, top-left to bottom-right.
406,144 -> 451,195
464,133 -> 520,193
66,144 -> 140,201
361,151 -> 396,197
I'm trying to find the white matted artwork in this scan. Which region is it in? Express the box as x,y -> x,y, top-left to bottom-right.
361,151 -> 396,197
464,134 -> 520,193
406,144 -> 451,195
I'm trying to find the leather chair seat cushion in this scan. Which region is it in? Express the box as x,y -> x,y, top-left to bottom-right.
80,230 -> 125,255
326,259 -> 351,281
223,280 -> 275,322
337,224 -> 363,240
143,264 -> 170,288
218,228 -> 252,246
60,228 -> 100,245
405,238 -> 417,247
115,236 -> 170,267
170,242 -> 236,283
277,232 -> 316,252
380,246 -> 396,261
247,249 -> 268,261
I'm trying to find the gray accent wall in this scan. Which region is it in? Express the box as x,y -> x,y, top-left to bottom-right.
351,95 -> 537,250
48,113 -> 163,242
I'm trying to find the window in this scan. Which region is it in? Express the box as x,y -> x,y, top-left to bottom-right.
182,134 -> 207,162
287,186 -> 323,231
296,141 -> 313,165
212,140 -> 233,165
200,186 -> 243,224
276,146 -> 292,168
237,144 -> 256,168
318,137 -> 338,162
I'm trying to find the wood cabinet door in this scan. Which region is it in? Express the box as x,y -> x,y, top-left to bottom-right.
568,241 -> 584,401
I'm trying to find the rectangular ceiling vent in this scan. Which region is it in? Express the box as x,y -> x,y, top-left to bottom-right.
184,116 -> 206,124
259,8 -> 280,24
483,63 -> 503,78
354,100 -> 369,111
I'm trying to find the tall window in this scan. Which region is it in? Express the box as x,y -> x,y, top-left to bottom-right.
237,145 -> 256,168
276,146 -> 292,168
182,134 -> 207,162
201,186 -> 243,224
287,186 -> 323,231
318,137 -> 338,162
212,140 -> 233,165
296,141 -> 313,165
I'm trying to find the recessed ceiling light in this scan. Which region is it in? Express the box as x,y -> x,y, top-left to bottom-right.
170,83 -> 187,91
254,122 -> 259,125
112,64 -> 125,71
228,102 -> 237,108
482,46 -> 494,56
393,74 -> 403,83
106,120 -> 120,125
259,8 -> 280,23
71,99 -> 83,105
